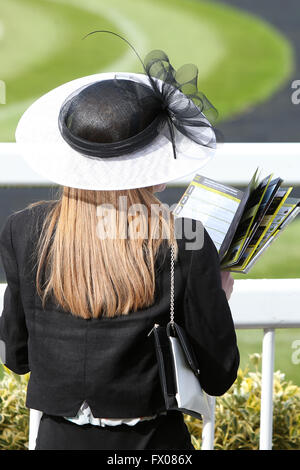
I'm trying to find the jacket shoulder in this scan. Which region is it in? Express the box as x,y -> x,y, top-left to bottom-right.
2,200 -> 58,251
8,200 -> 57,233
175,216 -> 214,256
10,200 -> 58,223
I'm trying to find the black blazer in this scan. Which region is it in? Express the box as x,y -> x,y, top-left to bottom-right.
0,201 -> 239,418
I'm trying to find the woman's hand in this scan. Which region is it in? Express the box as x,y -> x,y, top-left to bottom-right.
220,270 -> 234,301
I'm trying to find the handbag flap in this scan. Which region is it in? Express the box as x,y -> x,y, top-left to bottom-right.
169,336 -> 211,419
167,322 -> 201,378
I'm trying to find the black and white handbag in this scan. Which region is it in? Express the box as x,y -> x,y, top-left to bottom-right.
148,243 -> 212,420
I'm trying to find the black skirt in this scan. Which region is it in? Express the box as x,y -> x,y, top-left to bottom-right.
35,410 -> 195,450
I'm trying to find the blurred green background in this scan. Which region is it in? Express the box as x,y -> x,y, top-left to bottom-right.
0,0 -> 293,140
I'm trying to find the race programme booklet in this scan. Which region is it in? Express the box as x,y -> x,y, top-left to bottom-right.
172,168 -> 300,273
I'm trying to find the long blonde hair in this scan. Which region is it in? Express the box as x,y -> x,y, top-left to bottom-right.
32,186 -> 178,319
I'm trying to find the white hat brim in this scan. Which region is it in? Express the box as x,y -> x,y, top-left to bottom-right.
15,72 -> 216,190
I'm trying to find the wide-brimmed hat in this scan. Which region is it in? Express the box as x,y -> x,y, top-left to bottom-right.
15,34 -> 219,191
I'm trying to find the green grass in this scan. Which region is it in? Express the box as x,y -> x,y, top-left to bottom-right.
233,218 -> 300,385
0,0 -> 293,140
232,218 -> 300,279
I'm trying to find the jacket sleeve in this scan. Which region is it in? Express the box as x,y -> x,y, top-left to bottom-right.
0,214 -> 30,375
183,226 -> 239,396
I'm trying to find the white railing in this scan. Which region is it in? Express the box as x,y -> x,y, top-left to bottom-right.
200,278 -> 300,450
1,279 -> 300,450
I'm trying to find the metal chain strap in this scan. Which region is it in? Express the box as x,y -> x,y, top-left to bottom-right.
170,243 -> 175,325
147,242 -> 175,338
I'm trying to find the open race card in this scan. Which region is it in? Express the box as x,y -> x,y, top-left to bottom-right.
172,168 -> 300,273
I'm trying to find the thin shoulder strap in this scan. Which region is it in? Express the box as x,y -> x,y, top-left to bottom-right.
170,243 -> 175,325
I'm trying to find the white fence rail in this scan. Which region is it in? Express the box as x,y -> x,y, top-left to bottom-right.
1,279 -> 300,450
